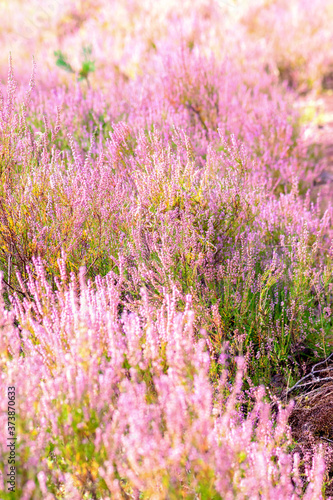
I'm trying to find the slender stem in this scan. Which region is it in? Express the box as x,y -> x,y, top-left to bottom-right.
2,277 -> 26,297
7,251 -> 12,285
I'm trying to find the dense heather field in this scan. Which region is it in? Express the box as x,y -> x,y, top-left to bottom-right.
1,0 -> 333,498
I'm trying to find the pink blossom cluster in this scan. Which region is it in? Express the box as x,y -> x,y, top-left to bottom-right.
0,263 -> 326,498
0,1 -> 332,497
0,53 -> 331,496
1,0 -> 332,93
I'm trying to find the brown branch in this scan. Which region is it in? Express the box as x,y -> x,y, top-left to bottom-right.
185,103 -> 209,136
2,277 -> 27,297
287,352 -> 333,395
320,436 -> 333,445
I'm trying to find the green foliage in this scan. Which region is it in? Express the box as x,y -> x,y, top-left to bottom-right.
54,45 -> 95,86
54,50 -> 75,74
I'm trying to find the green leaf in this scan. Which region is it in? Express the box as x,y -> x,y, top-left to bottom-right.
79,61 -> 95,79
54,51 -> 74,74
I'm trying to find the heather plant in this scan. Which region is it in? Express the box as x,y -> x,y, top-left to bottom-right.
241,0 -> 333,93
0,59 -> 332,384
0,2 -> 333,496
1,0 -> 332,93
0,265 -> 327,498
